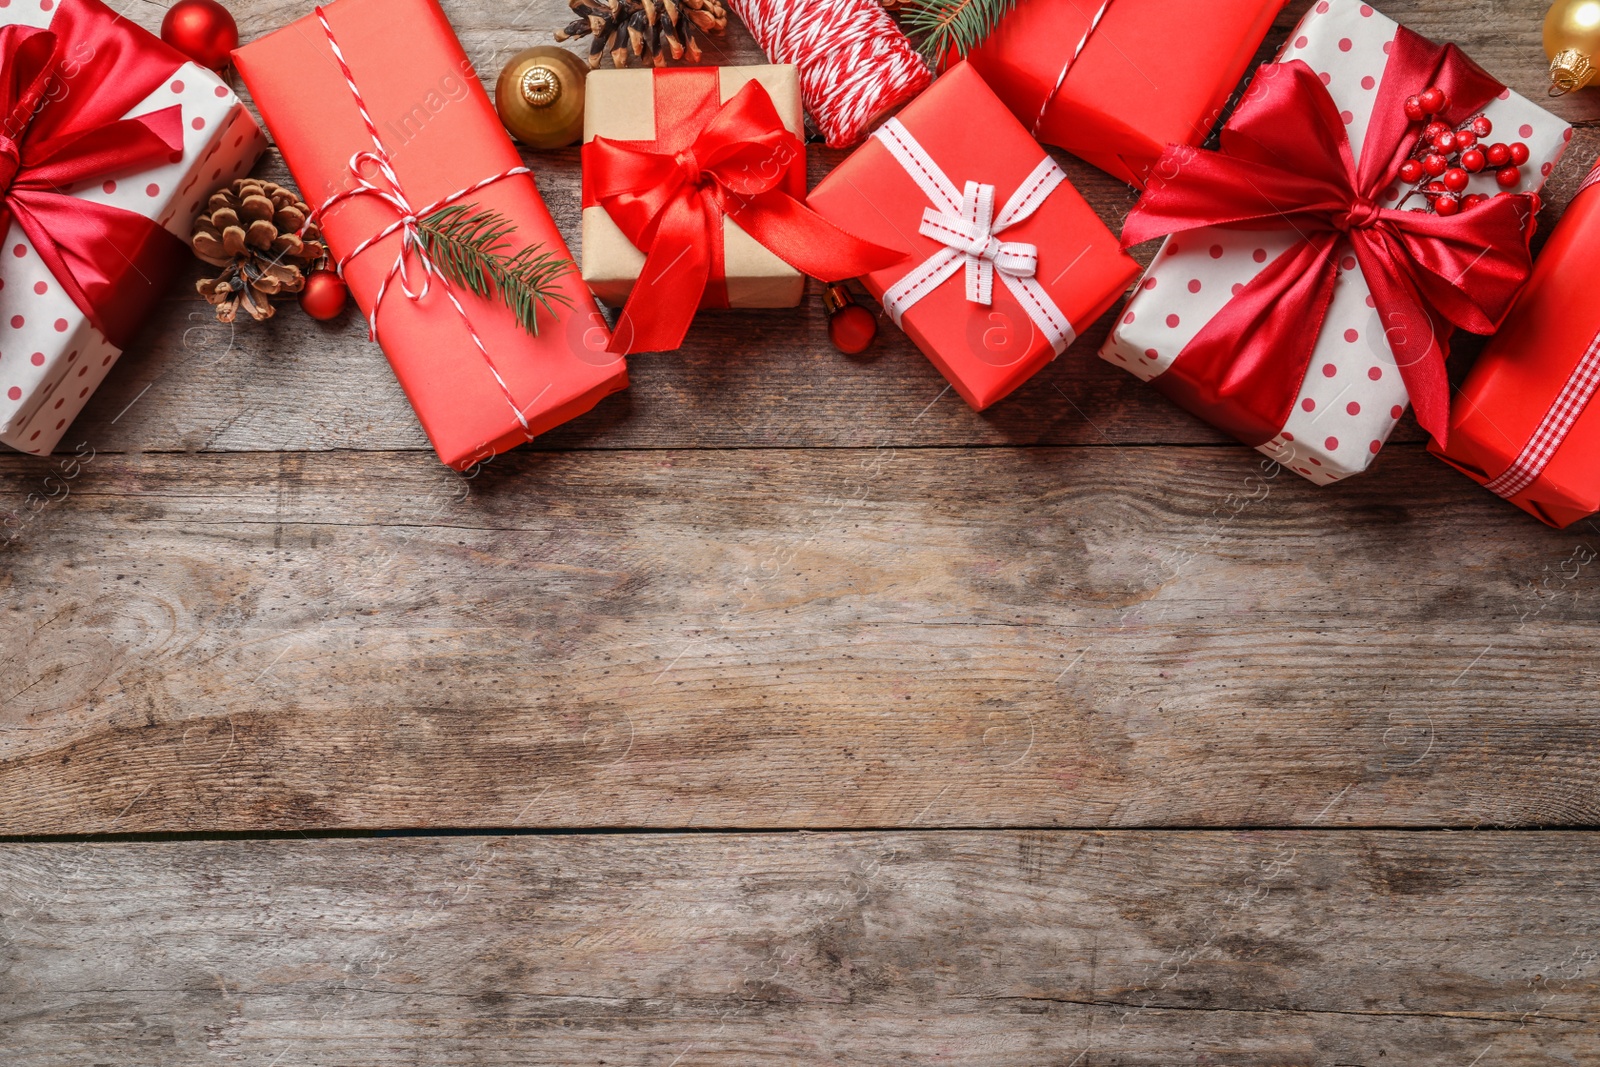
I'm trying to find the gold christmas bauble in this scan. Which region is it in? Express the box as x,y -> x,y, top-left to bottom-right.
495,46 -> 587,149
1545,0 -> 1600,94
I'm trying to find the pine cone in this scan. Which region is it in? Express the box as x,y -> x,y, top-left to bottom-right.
555,0 -> 727,69
191,179 -> 328,323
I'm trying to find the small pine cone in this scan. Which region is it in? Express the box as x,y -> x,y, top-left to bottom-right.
557,0 -> 722,68
191,178 -> 328,323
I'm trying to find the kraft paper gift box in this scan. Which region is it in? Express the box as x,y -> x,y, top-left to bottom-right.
1100,0 -> 1571,485
235,0 -> 626,470
0,0 -> 265,456
581,65 -> 806,310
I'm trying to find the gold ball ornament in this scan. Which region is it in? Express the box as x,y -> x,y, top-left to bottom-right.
1545,0 -> 1600,94
495,46 -> 587,149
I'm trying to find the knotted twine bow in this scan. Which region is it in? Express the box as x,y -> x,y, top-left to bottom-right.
872,117 -> 1076,354
583,73 -> 904,355
0,0 -> 192,348
1123,30 -> 1540,448
307,5 -> 544,437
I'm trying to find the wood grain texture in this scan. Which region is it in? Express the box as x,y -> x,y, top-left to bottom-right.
4,445 -> 1597,834
32,0 -> 1600,457
4,831 -> 1599,1065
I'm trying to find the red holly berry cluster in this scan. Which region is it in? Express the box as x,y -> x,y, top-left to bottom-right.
1394,85 -> 1530,216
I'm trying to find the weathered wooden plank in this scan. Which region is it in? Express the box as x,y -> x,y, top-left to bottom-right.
3,831 -> 1598,1065
45,0 -> 1600,457
3,445 -> 1596,833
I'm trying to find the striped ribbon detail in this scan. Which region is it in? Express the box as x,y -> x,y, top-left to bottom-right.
308,5 -> 542,437
1031,0 -> 1116,136
1483,161 -> 1600,500
872,119 -> 1076,356
1483,328 -> 1600,500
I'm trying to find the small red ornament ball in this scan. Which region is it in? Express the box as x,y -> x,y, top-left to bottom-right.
829,303 -> 877,355
299,270 -> 348,321
161,0 -> 239,71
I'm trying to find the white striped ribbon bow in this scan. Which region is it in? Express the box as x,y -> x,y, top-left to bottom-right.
872,118 -> 1076,355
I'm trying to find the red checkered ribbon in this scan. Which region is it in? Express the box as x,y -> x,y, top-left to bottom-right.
1482,163 -> 1600,501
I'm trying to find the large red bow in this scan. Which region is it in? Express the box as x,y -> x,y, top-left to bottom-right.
1122,29 -> 1537,447
0,0 -> 190,349
584,74 -> 904,355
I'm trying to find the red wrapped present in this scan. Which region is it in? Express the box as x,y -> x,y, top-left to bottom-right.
1430,164 -> 1600,528
234,0 -> 625,470
807,62 -> 1140,411
964,0 -> 1288,188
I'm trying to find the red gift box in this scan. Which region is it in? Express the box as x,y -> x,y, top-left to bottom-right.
1430,168 -> 1600,529
234,0 -> 625,470
806,62 -> 1139,411
964,0 -> 1287,188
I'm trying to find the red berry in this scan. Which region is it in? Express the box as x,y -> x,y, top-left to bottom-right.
1434,192 -> 1461,216
1462,194 -> 1489,208
1509,142 -> 1530,165
1425,180 -> 1449,195
1442,167 -> 1469,192
1485,143 -> 1511,167
1432,130 -> 1457,153
1422,153 -> 1448,177
1471,115 -> 1493,137
1423,120 -> 1450,142
1460,148 -> 1486,173
1404,95 -> 1426,121
1496,165 -> 1521,188
1398,159 -> 1424,183
1454,130 -> 1478,149
1417,86 -> 1447,113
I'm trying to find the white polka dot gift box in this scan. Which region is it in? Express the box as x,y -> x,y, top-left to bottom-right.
0,0 -> 266,457
1100,0 -> 1570,486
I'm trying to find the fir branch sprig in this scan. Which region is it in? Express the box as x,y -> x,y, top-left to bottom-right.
419,204 -> 574,337
902,0 -> 1018,66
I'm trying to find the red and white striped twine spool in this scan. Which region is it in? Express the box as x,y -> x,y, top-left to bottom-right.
728,0 -> 932,149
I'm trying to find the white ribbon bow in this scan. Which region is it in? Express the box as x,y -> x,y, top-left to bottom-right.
873,118 -> 1077,355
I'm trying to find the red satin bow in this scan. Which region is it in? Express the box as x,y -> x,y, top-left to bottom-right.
0,0 -> 190,349
584,75 -> 904,355
1122,29 -> 1537,447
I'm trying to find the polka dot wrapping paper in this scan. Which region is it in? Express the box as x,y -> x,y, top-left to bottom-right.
1100,0 -> 1572,486
0,1 -> 267,457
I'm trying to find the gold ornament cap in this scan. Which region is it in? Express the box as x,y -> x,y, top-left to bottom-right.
495,46 -> 587,150
1545,0 -> 1600,94
1550,47 -> 1596,94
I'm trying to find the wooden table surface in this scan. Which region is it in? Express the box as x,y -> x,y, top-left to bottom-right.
4,0 -> 1600,1063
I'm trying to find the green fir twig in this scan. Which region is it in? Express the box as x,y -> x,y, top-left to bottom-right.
420,204 -> 574,337
902,0 -> 1018,66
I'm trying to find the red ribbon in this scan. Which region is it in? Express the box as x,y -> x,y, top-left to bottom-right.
0,0 -> 190,350
583,69 -> 904,355
1122,29 -> 1537,448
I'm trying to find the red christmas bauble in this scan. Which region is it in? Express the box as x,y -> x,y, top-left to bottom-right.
829,303 -> 877,355
161,0 -> 239,72
299,270 -> 348,321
